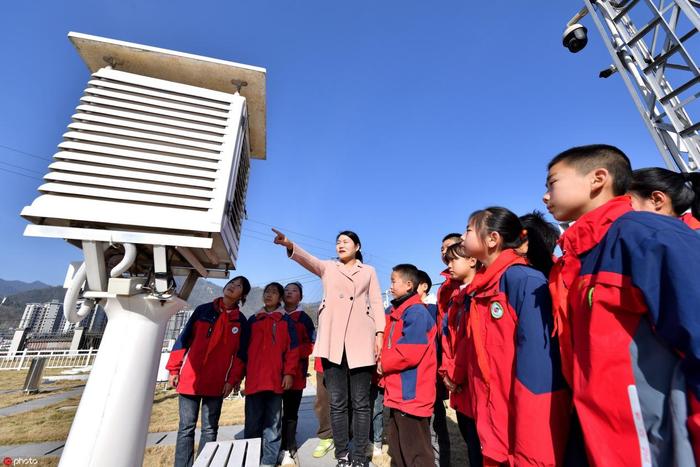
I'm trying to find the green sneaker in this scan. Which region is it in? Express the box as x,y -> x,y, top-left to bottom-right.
312,438 -> 334,458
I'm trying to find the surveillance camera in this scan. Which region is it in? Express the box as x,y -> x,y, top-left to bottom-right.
563,23 -> 588,53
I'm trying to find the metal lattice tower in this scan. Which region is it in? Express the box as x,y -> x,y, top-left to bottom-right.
571,0 -> 700,172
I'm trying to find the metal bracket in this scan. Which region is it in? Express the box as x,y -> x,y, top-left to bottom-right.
231,79 -> 248,93
178,270 -> 200,301
102,55 -> 123,69
153,245 -> 169,294
82,240 -> 108,292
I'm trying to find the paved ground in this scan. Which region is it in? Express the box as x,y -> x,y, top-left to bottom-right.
0,385 -> 361,466
0,387 -> 84,417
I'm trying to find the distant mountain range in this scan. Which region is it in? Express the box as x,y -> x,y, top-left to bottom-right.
0,278 -> 319,332
0,279 -> 53,296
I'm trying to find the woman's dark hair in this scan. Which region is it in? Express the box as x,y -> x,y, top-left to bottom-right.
629,167 -> 700,219
519,211 -> 560,277
469,206 -> 551,275
336,230 -> 363,262
226,275 -> 251,305
264,282 -> 284,306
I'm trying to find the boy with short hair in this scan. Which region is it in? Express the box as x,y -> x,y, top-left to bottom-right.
544,144 -> 700,465
379,264 -> 437,467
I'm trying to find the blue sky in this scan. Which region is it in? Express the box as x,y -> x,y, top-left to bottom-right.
0,1 -> 665,302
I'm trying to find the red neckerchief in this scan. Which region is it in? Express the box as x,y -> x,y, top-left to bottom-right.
255,308 -> 284,321
465,249 -> 527,386
213,297 -> 240,315
438,270 -> 460,321
466,249 -> 527,296
208,298 -> 241,361
680,212 -> 700,230
549,196 -> 632,384
285,306 -> 304,321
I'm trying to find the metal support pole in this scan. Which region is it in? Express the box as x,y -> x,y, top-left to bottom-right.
59,294 -> 186,467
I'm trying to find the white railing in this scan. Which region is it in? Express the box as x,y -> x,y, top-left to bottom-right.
0,348 -> 98,371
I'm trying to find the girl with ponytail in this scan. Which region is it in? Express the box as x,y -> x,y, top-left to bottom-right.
461,207 -> 570,466
629,167 -> 700,231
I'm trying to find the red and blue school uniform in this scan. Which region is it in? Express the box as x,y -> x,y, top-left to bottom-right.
550,195 -> 700,466
680,212 -> 700,232
437,269 -> 460,331
439,286 -> 472,417
440,286 -> 484,467
166,298 -> 249,396
245,308 -> 300,394
244,308 -> 301,465
281,307 -> 315,453
381,292 -> 438,467
381,293 -> 438,417
466,249 -> 570,466
286,307 -> 315,391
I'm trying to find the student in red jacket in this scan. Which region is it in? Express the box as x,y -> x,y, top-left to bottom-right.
438,243 -> 483,467
437,233 -> 463,326
379,264 -> 437,467
244,282 -> 300,467
167,276 -> 251,467
544,145 -> 700,466
416,269 -> 450,467
279,281 -> 315,466
462,207 -> 570,466
629,166 -> 700,232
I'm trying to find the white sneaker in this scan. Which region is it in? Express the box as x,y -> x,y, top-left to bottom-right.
280,450 -> 296,466
372,443 -> 383,458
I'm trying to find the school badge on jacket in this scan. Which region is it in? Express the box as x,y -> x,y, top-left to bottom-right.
490,301 -> 504,319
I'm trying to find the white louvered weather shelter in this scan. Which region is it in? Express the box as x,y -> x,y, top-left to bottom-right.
22,32 -> 267,279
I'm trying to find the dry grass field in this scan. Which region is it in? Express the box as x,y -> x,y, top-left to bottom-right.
3,359 -> 469,466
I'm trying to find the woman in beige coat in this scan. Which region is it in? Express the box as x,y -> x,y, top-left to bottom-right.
273,228 -> 385,467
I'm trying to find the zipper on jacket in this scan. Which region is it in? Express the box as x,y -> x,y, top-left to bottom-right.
456,304 -> 465,335
387,321 -> 397,349
272,321 -> 277,344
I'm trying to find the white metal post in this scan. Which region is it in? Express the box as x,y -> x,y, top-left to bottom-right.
59,294 -> 186,467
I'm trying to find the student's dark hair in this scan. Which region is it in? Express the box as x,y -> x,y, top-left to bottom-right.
442,232 -> 463,243
469,206 -> 551,275
443,242 -> 469,263
264,282 -> 284,306
519,210 -> 560,277
629,167 -> 700,219
392,264 -> 420,293
416,270 -> 432,292
226,275 -> 251,305
520,210 -> 560,253
548,144 -> 633,196
285,281 -> 303,300
337,230 -> 363,262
